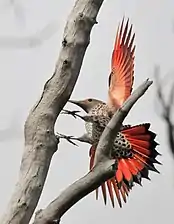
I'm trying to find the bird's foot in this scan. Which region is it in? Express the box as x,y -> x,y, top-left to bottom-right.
56,132 -> 79,146
61,109 -> 82,119
61,109 -> 92,122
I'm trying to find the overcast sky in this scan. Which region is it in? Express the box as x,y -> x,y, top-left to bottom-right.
0,0 -> 174,223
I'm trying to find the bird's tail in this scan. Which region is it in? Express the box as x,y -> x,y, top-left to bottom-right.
89,123 -> 161,208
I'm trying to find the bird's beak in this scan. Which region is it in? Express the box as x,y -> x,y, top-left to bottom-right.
68,99 -> 88,112
68,100 -> 79,105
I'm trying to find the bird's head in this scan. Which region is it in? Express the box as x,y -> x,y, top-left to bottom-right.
68,98 -> 104,113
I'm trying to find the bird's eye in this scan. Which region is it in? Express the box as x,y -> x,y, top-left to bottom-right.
88,99 -> 92,102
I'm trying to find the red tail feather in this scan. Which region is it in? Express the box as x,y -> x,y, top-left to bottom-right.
106,180 -> 115,207
89,123 -> 160,207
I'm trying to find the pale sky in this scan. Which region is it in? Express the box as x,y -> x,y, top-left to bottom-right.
0,0 -> 174,223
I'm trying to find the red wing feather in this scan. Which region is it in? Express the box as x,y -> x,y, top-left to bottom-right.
108,18 -> 135,110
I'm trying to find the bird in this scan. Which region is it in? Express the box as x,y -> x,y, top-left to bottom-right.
60,18 -> 161,208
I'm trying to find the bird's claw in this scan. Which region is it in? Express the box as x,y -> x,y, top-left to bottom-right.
61,109 -> 81,119
56,133 -> 79,146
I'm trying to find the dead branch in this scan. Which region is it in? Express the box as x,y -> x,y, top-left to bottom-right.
5,0 -> 26,26
33,160 -> 116,224
0,0 -> 104,223
33,79 -> 152,224
155,66 -> 174,157
0,21 -> 59,49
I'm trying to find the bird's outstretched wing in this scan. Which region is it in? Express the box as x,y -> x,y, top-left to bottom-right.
108,18 -> 135,110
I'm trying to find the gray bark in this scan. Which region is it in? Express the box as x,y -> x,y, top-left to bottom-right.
0,0 -> 153,223
0,0 -> 104,223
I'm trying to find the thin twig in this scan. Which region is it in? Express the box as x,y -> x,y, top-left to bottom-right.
155,66 -> 174,157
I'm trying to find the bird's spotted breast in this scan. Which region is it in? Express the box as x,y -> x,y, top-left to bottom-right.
85,103 -> 110,141
85,102 -> 132,158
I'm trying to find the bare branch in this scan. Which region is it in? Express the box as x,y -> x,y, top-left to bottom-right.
155,66 -> 174,157
0,0 -> 104,223
33,160 -> 116,224
0,21 -> 59,49
154,66 -> 167,112
33,79 -> 152,224
168,83 -> 174,107
8,0 -> 26,26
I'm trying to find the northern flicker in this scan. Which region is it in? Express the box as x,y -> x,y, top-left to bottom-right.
61,18 -> 161,208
